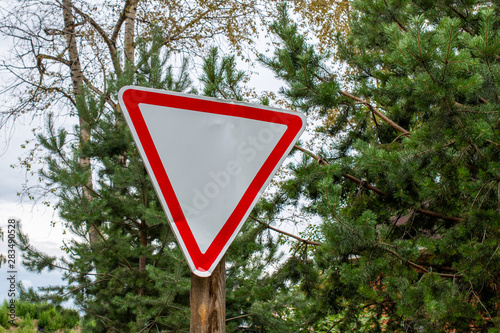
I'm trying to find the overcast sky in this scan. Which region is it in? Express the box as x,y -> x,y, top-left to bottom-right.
0,125 -> 69,303
0,25 -> 74,298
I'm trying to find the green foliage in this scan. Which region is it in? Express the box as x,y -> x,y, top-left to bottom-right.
200,47 -> 247,101
15,301 -> 37,319
0,301 -> 10,328
259,0 -> 500,331
7,300 -> 79,332
18,315 -> 36,333
135,26 -> 194,93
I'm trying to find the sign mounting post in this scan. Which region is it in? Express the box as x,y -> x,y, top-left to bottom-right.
118,86 -> 306,331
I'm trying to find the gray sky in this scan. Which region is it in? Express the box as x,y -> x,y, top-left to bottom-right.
0,117 -> 69,302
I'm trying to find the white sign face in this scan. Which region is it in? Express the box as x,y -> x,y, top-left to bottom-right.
118,86 -> 306,276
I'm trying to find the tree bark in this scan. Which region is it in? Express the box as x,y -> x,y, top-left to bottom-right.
117,0 -> 138,167
190,256 -> 226,333
124,0 -> 138,66
62,0 -> 97,242
62,0 -> 87,147
62,0 -> 83,96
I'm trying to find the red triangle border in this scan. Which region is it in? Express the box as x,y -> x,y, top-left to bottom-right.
119,87 -> 305,275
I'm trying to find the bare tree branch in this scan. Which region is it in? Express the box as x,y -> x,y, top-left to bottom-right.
72,4 -> 120,74
250,215 -> 321,246
111,0 -> 132,46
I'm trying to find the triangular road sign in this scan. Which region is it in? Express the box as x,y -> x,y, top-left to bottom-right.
118,86 -> 306,276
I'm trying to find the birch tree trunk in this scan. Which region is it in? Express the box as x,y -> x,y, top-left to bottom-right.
62,0 -> 98,243
62,0 -> 86,150
124,0 -> 138,66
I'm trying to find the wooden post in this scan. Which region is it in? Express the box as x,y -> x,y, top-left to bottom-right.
190,256 -> 225,333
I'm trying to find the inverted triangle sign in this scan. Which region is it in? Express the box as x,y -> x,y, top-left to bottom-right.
119,86 -> 306,276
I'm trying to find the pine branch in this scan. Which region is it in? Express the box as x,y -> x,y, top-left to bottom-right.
326,201 -> 461,279
294,145 -> 464,223
82,76 -> 117,110
469,280 -> 496,324
91,222 -> 108,244
64,278 -> 111,297
338,90 -> 411,136
226,314 -> 253,322
293,145 -> 386,196
314,73 -> 411,136
382,0 -> 408,32
479,97 -> 489,104
250,216 -> 320,246
125,215 -> 142,227
415,208 -> 462,223
383,247 -> 459,278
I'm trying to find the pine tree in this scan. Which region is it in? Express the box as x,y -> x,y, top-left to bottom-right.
260,1 -> 500,331
18,31 -> 195,332
18,34 -> 291,331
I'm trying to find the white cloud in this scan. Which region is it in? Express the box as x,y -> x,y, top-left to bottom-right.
0,201 -> 67,303
20,280 -> 33,288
